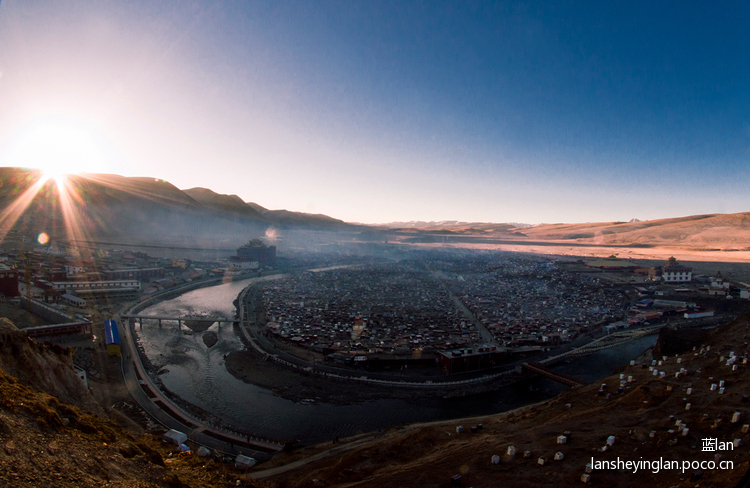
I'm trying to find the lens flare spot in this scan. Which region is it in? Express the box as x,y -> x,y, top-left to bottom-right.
37,232 -> 49,245
265,228 -> 278,241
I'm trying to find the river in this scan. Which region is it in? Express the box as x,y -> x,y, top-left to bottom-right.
135,278 -> 657,445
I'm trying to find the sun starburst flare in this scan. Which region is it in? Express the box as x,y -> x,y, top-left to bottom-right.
0,172 -> 91,245
0,116 -> 113,244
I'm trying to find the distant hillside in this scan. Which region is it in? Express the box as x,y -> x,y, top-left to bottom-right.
246,201 -> 269,213
2,167 -> 748,252
520,212 -> 750,249
183,187 -> 269,221
375,222 -> 532,241
0,168 -> 354,247
185,187 -> 348,228
377,220 -> 532,232
380,221 -> 533,231
378,213 -> 750,252
264,209 -> 348,227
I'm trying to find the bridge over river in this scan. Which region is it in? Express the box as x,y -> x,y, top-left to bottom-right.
542,324 -> 663,365
521,316 -> 730,386
121,313 -> 239,329
520,362 -> 587,387
517,326 -> 661,387
118,278 -> 288,458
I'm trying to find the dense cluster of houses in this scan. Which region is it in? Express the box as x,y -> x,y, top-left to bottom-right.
261,255 -> 626,361
262,263 -> 481,359
438,256 -> 624,347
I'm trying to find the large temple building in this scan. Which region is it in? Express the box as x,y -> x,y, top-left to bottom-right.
231,239 -> 277,267
660,257 -> 692,282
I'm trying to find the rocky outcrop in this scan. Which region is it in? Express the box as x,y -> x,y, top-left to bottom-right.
0,318 -> 100,414
202,331 -> 218,348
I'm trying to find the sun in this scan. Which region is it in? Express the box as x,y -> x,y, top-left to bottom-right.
0,116 -> 111,244
5,117 -> 105,180
41,169 -> 67,187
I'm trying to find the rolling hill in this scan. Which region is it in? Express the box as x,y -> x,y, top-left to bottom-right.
1,167 -> 749,254
183,187 -> 348,228
519,213 -> 750,249
0,168 -> 352,247
382,213 -> 750,252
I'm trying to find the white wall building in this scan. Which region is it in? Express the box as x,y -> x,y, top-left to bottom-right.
65,265 -> 86,274
662,257 -> 692,283
43,279 -> 140,291
228,260 -> 259,270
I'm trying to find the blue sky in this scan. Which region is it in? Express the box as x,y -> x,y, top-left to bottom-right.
0,1 -> 748,223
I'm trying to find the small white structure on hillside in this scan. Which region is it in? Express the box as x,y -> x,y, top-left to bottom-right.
235,454 -> 257,468
73,365 -> 88,388
163,429 -> 188,446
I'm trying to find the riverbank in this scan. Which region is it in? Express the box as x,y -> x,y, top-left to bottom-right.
250,342 -> 660,475
224,346 -> 520,405
251,314 -> 750,487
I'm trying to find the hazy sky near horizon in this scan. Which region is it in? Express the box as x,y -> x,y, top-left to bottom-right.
0,1 -> 748,224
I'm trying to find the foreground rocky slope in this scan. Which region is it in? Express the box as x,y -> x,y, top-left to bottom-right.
0,317 -> 270,487
0,318 -> 100,414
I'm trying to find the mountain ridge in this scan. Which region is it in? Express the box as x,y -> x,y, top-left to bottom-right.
0,168 -> 354,247
1,167 -> 749,252
183,186 -> 348,228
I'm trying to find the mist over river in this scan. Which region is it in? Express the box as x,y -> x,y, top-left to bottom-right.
136,278 -> 657,444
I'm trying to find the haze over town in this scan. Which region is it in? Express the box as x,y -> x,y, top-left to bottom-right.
1,1 -> 749,224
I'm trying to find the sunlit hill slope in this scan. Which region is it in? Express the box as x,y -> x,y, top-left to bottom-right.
384,214 -> 750,251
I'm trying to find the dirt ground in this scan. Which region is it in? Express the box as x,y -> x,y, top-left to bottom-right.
0,359 -> 275,488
